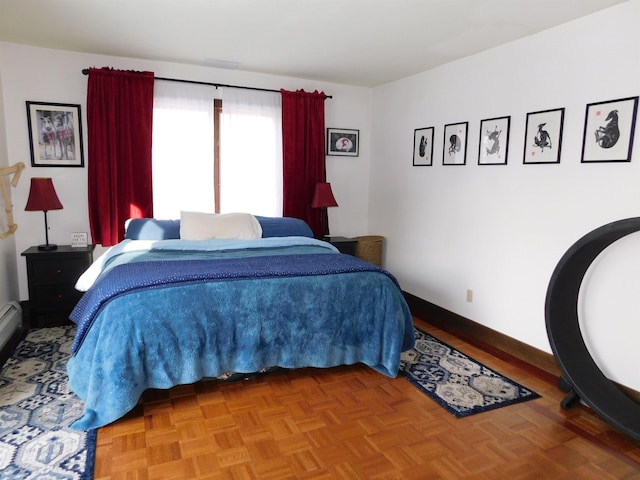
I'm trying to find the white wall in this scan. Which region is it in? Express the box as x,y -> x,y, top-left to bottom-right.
0,42 -> 373,302
370,0 -> 640,390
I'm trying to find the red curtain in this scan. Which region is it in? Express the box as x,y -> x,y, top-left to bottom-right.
86,68 -> 155,246
281,89 -> 327,238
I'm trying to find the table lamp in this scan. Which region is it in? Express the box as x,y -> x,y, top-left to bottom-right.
25,177 -> 63,251
311,182 -> 338,237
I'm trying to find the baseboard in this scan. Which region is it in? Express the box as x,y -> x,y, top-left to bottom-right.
403,292 -> 562,378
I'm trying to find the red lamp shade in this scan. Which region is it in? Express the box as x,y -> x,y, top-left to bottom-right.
25,177 -> 63,251
311,182 -> 338,208
25,177 -> 63,212
311,182 -> 338,238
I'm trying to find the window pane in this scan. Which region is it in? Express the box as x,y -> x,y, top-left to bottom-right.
220,88 -> 282,217
152,82 -> 217,219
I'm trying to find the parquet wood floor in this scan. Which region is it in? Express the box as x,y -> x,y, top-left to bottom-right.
93,317 -> 640,479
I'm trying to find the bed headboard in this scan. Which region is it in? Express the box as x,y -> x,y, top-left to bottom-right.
124,216 -> 313,240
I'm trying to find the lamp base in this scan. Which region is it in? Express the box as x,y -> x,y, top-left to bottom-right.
37,244 -> 58,251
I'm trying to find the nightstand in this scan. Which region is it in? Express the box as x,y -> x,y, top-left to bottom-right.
324,236 -> 357,256
22,245 -> 95,327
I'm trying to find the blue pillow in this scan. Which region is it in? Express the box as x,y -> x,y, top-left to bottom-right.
255,216 -> 314,238
125,216 -> 313,240
124,219 -> 181,240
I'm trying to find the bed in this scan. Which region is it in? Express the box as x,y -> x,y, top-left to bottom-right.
66,213 -> 414,430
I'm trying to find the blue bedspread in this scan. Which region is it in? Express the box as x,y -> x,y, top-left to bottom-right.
67,238 -> 414,430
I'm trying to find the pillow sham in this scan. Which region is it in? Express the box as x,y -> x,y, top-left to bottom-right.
124,218 -> 181,240
255,216 -> 314,238
180,211 -> 263,240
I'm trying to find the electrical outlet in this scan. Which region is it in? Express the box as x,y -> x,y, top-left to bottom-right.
466,289 -> 473,302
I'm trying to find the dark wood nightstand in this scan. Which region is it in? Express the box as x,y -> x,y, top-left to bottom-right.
22,245 -> 95,327
324,236 -> 357,256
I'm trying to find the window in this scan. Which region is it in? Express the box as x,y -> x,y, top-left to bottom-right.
219,87 -> 282,217
153,84 -> 282,220
152,81 -> 216,219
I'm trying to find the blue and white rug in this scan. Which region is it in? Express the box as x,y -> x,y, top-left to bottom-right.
400,326 -> 540,417
0,325 -> 95,479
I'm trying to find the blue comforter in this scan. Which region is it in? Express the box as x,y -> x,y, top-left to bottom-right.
67,237 -> 414,430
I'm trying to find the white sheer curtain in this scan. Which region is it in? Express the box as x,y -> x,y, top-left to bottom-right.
152,81 -> 217,219
220,87 -> 283,216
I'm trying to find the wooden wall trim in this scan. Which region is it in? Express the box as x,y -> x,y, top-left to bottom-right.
403,291 -> 562,378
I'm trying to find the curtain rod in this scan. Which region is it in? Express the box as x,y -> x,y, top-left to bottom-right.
81,69 -> 332,99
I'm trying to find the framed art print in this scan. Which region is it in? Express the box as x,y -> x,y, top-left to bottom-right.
70,232 -> 89,247
524,108 -> 564,164
478,116 -> 510,165
581,96 -> 638,163
26,101 -> 84,167
443,122 -> 468,165
413,127 -> 434,166
327,128 -> 359,156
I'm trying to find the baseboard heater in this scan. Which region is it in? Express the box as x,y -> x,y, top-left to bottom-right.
0,301 -> 22,351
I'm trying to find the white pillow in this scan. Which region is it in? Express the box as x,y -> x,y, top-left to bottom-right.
180,211 -> 263,240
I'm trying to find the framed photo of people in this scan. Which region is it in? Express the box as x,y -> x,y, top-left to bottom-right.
26,101 -> 84,167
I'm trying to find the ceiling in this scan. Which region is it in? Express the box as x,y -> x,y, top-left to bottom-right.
0,0 -> 629,87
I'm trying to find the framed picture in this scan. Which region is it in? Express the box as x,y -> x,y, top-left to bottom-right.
581,96 -> 639,163
70,232 -> 89,248
478,116 -> 510,165
413,127 -> 434,166
26,101 -> 84,167
443,122 -> 468,165
523,108 -> 564,164
326,128 -> 359,156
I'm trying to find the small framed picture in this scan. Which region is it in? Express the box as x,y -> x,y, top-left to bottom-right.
581,96 -> 639,163
71,232 -> 89,247
443,122 -> 468,165
26,101 -> 85,167
478,116 -> 510,165
326,128 -> 359,156
413,127 -> 434,166
524,108 -> 565,164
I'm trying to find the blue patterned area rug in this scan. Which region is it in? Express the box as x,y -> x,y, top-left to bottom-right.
0,325 -> 95,479
400,326 -> 540,417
